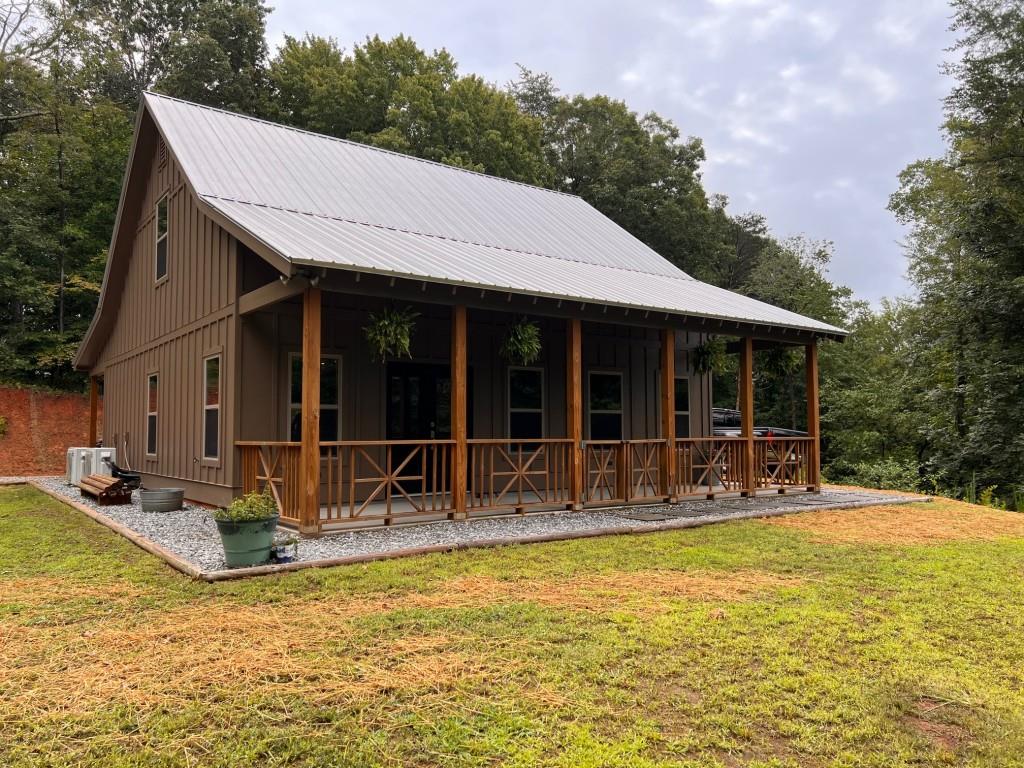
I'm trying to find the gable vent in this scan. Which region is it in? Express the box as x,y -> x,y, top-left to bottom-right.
157,139 -> 167,168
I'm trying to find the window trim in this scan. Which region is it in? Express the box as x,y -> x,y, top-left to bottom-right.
154,194 -> 169,284
674,375 -> 690,439
202,354 -> 222,463
287,352 -> 342,442
146,372 -> 159,458
587,370 -> 624,441
506,366 -> 545,441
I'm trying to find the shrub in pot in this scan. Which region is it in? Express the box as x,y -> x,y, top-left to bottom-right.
212,491 -> 280,567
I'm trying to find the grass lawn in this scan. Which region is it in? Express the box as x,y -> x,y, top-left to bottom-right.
3,486 -> 1024,767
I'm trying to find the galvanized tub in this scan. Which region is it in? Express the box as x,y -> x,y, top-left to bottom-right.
140,488 -> 185,513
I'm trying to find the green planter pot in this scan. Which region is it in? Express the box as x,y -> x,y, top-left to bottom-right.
215,515 -> 280,567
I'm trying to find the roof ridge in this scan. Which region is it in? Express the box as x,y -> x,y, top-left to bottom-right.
143,90 -> 581,201
202,193 -> 697,283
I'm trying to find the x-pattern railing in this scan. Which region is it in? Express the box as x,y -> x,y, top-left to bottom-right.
468,439 -> 571,512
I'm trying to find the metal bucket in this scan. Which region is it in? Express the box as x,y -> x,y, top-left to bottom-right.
140,488 -> 185,513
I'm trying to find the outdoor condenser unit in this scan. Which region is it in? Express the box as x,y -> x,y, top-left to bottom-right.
65,448 -> 94,486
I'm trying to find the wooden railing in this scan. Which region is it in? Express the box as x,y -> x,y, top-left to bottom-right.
238,441 -> 302,526
238,433 -> 818,531
583,439 -> 670,505
319,440 -> 455,525
468,439 -> 573,513
753,436 -> 814,490
674,437 -> 747,498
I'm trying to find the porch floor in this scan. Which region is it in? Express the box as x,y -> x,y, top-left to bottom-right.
27,477 -> 923,577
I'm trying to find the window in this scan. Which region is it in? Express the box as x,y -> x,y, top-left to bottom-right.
289,354 -> 341,442
508,367 -> 544,440
674,377 -> 690,438
203,355 -> 221,460
155,195 -> 168,281
146,373 -> 158,456
588,372 -> 623,440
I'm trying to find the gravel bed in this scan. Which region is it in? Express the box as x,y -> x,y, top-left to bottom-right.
28,476 -> 912,574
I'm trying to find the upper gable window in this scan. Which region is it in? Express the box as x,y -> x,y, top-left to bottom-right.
155,196 -> 168,282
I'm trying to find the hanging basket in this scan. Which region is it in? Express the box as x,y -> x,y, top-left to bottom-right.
691,337 -> 726,374
501,318 -> 542,366
364,305 -> 419,362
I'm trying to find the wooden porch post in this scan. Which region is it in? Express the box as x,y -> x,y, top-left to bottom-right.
88,376 -> 99,447
660,328 -> 677,502
299,285 -> 322,534
566,318 -> 583,509
806,341 -> 821,491
739,336 -> 755,497
451,305 -> 468,520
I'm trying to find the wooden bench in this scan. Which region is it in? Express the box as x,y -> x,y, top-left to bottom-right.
79,474 -> 133,506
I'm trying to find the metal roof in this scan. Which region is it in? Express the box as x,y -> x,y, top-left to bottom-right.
145,92 -> 846,337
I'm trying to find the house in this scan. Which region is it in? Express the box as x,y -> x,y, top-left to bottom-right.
74,92 -> 847,533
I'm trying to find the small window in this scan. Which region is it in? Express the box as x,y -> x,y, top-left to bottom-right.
289,354 -> 341,442
588,372 -> 623,440
508,367 -> 544,440
146,373 -> 158,456
203,356 -> 221,460
155,195 -> 168,281
674,377 -> 690,438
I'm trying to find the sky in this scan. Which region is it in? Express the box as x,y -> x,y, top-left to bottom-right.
266,0 -> 957,304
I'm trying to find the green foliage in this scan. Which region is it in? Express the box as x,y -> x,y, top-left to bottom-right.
500,317 -> 542,366
0,415 -> 7,438
212,490 -> 278,522
691,337 -> 726,375
364,305 -> 419,362
825,457 -> 925,494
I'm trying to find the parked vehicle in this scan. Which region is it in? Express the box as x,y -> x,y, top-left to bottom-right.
712,408 -> 807,438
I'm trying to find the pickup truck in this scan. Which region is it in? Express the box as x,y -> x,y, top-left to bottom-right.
712,408 -> 807,438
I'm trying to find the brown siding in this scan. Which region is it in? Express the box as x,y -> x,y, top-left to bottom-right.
239,300 -> 712,444
93,144 -> 240,504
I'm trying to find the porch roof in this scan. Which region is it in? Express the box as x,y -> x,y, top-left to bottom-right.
154,93 -> 848,337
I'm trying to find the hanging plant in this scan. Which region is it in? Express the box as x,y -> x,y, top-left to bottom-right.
691,336 -> 727,374
501,317 -> 542,366
364,305 -> 419,361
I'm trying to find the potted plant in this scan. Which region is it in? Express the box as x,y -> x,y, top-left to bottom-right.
212,490 -> 280,567
364,305 -> 419,361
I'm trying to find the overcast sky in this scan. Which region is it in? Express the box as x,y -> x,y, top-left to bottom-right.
266,0 -> 957,304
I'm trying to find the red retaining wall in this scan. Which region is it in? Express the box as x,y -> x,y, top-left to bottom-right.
0,385 -> 101,476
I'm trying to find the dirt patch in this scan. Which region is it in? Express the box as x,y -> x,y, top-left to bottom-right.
902,699 -> 969,752
763,500 -> 1024,545
0,569 -> 795,716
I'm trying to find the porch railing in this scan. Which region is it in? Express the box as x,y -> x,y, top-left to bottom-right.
237,433 -> 817,531
674,437 -> 748,498
753,436 -> 814,490
583,439 -> 670,506
468,439 -> 573,513
320,440 -> 455,525
237,441 -> 302,526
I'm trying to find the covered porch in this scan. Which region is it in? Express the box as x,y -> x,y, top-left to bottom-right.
233,269 -> 822,534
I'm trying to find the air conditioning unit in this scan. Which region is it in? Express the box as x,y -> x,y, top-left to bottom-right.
90,447 -> 117,477
65,448 -> 94,486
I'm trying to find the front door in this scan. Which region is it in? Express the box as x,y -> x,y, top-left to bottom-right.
386,362 -> 471,493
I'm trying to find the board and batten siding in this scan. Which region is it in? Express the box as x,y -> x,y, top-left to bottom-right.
92,142 -> 241,506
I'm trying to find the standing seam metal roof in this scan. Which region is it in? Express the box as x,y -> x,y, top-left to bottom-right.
143,91 -> 846,336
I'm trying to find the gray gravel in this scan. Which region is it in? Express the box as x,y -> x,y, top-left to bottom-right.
23,476 -> 916,574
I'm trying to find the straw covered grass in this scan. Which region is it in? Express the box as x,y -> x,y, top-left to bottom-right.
3,483 -> 1024,767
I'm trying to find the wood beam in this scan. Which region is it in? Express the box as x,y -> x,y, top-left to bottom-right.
237,276 -> 308,315
299,286 -> 322,533
806,342 -> 821,491
660,328 -> 677,501
88,376 -> 100,447
566,318 -> 583,509
739,337 -> 755,496
451,305 -> 468,520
